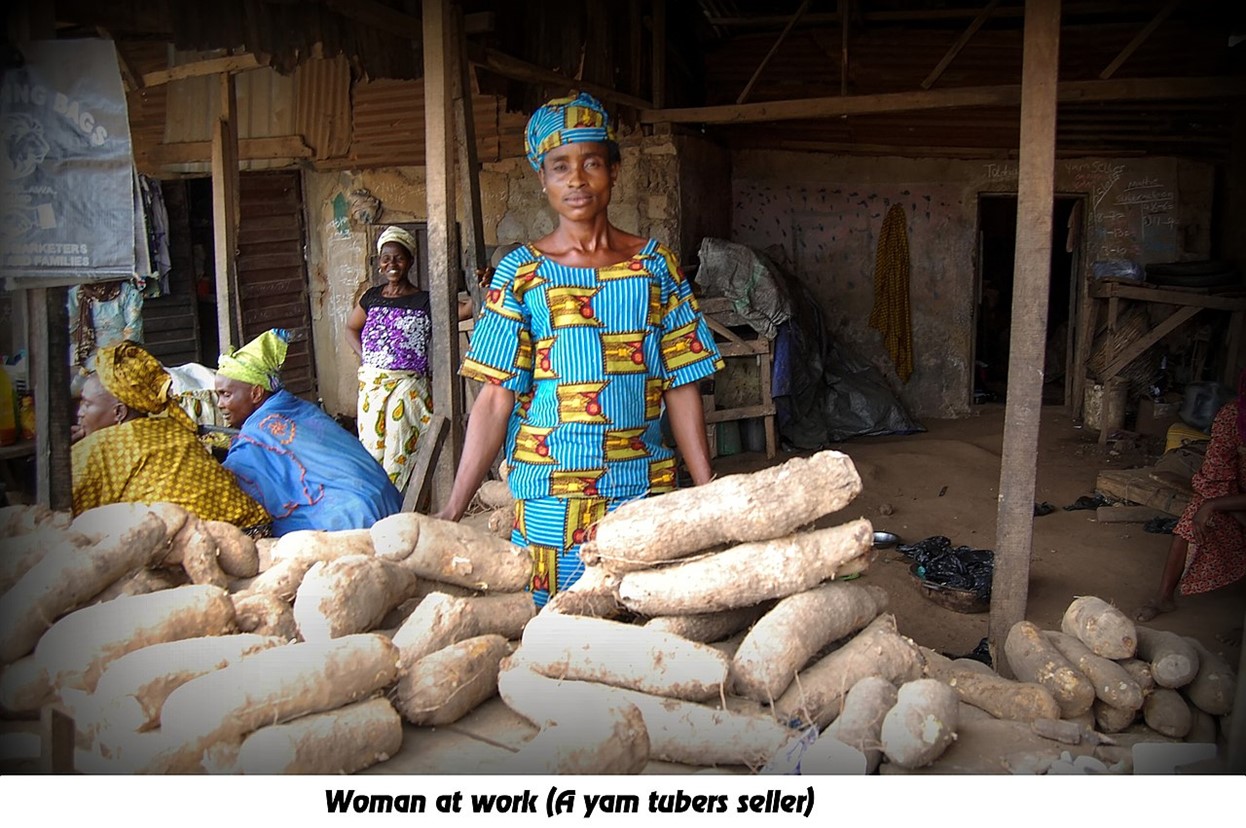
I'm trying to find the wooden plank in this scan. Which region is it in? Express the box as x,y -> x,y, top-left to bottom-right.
467,45 -> 652,111
1095,505 -> 1173,524
1092,281 -> 1246,311
148,136 -> 312,166
989,0 -> 1060,679
1100,305 -> 1199,381
1225,311 -> 1244,386
705,403 -> 776,424
39,706 -> 74,773
454,6 -> 487,314
840,0 -> 850,97
323,0 -> 421,41
1099,0 -> 1181,80
922,0 -> 1002,89
141,53 -> 263,87
641,76 -> 1246,126
1095,468 -> 1190,516
402,413 -> 448,514
424,0 -> 462,513
212,76 -> 241,351
737,0 -> 811,105
716,340 -> 770,357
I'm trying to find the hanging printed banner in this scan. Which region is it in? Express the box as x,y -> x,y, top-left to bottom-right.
0,38 -> 135,282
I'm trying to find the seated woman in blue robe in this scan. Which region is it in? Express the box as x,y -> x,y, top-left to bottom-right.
214,328 -> 402,536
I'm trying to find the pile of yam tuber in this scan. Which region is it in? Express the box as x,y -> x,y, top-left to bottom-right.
0,501 -> 535,773
0,453 -> 1237,775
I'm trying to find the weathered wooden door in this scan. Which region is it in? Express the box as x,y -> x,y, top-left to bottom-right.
235,171 -> 317,399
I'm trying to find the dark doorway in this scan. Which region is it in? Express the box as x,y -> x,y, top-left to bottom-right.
974,194 -> 1082,406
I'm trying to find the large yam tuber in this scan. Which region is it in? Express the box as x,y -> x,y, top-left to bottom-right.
1143,687 -> 1192,738
1182,638 -> 1236,715
773,614 -> 925,728
520,612 -> 729,702
93,633 -> 286,730
1118,658 -> 1155,694
166,518 -> 229,589
1092,699 -> 1138,734
271,528 -> 375,563
234,697 -> 402,774
0,511 -> 166,664
1045,631 -> 1143,711
0,656 -> 52,714
160,634 -> 400,752
395,634 -> 510,725
498,700 -> 649,774
498,656 -> 792,767
477,480 -> 514,510
645,604 -> 769,644
617,519 -> 874,616
731,582 -> 887,702
823,676 -> 898,773
1060,596 -> 1136,659
921,647 -> 1061,723
543,566 -> 622,618
1003,621 -> 1095,718
92,567 -> 189,603
35,584 -> 237,692
370,514 -> 530,591
293,555 -> 417,641
1136,626 -> 1199,688
880,679 -> 959,769
0,503 -> 69,537
0,527 -> 91,595
391,592 -> 534,667
202,521 -> 259,578
581,450 -> 862,572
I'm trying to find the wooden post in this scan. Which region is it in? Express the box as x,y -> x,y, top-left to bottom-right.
988,0 -> 1061,676
39,706 -> 75,773
423,0 -> 463,511
27,287 -> 72,511
212,73 -> 241,351
453,6 -> 487,313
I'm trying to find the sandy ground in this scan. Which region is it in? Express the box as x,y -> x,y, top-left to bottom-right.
714,403 -> 1245,670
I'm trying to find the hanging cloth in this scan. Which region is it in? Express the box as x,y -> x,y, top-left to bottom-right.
868,204 -> 915,384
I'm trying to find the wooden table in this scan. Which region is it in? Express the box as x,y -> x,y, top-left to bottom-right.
1087,281 -> 1246,442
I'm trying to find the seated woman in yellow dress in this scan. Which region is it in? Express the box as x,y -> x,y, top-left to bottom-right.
71,341 -> 270,532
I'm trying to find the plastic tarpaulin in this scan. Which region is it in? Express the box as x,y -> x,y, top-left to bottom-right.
1,39 -> 135,283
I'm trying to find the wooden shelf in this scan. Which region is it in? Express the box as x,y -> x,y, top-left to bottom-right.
701,303 -> 777,459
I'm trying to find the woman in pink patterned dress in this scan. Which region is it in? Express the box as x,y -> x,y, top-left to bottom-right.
1135,370 -> 1246,622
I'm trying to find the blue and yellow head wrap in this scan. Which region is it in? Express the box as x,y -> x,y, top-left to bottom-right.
218,328 -> 289,392
524,92 -> 616,171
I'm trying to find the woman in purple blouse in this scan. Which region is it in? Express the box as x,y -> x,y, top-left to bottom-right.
345,226 -> 470,492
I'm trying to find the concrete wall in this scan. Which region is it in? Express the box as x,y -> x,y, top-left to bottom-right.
303,133 -> 688,416
730,151 -> 1214,419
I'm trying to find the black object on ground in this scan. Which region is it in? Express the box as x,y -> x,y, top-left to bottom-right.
897,536 -> 995,601
948,636 -> 993,668
1033,501 -> 1056,517
1143,516 -> 1179,534
1064,493 -> 1110,511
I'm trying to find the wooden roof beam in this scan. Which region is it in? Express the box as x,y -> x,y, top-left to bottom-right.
921,0 -> 1001,89
142,53 -> 265,87
1099,0 -> 1180,80
641,76 -> 1246,125
467,44 -> 652,111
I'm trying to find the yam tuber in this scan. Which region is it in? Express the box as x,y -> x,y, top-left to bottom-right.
159,634 -> 400,753
731,581 -> 887,702
0,656 -> 52,714
616,519 -> 874,616
773,614 -> 924,729
498,655 -> 792,767
1142,687 -> 1192,738
519,612 -> 729,702
203,521 -> 260,578
391,591 -> 534,667
880,679 -> 959,769
1182,637 -> 1236,715
496,699 -> 649,774
231,593 -> 299,641
1045,631 -> 1143,711
93,633 -> 286,730
823,676 -> 898,773
477,480 -> 514,510
394,634 -> 510,725
1092,699 -> 1138,734
234,697 -> 402,774
370,514 -> 530,591
1003,621 -> 1095,718
0,527 -> 91,595
1060,596 -> 1136,659
543,565 -> 623,618
644,604 -> 769,644
35,584 -> 237,693
91,567 -> 188,603
1136,626 -> 1199,689
921,647 -> 1061,723
580,450 -> 862,572
293,554 -> 417,642
271,528 -> 375,563
0,512 -> 167,664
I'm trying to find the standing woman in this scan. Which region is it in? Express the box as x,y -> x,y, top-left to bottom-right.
435,92 -> 724,606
